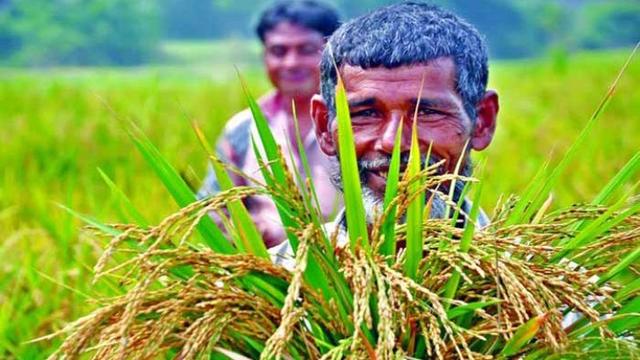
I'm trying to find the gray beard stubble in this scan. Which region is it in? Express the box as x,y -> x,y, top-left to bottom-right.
328,153 -> 472,224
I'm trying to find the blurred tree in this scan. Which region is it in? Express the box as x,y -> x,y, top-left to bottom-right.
577,2 -> 640,50
0,0 -> 159,66
162,0 -> 261,39
162,0 -> 218,39
1,0 -> 639,66
450,0 -> 547,58
0,1 -> 20,58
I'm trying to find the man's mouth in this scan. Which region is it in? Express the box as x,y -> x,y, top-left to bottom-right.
371,169 -> 388,179
363,165 -> 406,194
280,70 -> 310,82
363,159 -> 450,195
367,164 -> 410,180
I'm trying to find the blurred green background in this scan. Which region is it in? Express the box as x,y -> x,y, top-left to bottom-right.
0,0 -> 639,358
1,0 -> 640,65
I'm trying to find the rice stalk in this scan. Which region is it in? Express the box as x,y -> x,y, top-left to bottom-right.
47,161 -> 640,359
47,52 -> 640,357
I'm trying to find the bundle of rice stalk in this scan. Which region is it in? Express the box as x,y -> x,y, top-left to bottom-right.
43,70 -> 640,359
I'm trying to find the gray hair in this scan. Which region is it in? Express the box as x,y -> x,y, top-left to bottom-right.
320,1 -> 488,121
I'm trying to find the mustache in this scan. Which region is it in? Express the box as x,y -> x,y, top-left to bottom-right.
329,153 -> 472,190
357,153 -> 446,175
329,153 -> 474,225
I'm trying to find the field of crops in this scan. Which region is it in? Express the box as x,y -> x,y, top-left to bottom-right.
1,49 -> 638,357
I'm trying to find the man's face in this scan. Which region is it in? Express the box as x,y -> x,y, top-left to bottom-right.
263,22 -> 324,99
312,58 -> 498,218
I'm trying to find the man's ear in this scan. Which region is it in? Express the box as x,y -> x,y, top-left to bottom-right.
471,90 -> 499,151
311,94 -> 337,156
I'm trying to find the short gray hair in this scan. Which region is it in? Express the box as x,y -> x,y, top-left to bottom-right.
320,1 -> 488,120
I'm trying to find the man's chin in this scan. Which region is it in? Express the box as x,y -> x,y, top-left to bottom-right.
364,171 -> 388,196
361,185 -> 385,224
362,186 -> 449,224
278,83 -> 315,98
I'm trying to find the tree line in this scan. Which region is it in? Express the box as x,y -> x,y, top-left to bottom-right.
0,0 -> 638,66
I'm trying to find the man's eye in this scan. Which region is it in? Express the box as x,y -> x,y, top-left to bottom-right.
269,46 -> 287,57
351,109 -> 379,118
299,44 -> 320,55
417,108 -> 444,117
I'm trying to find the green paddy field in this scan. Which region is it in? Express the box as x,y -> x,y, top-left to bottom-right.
1,48 -> 639,357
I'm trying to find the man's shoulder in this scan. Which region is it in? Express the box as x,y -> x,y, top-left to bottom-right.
222,109 -> 253,136
221,91 -> 279,135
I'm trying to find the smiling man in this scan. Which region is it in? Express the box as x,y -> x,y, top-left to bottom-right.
199,0 -> 341,248
271,1 -> 498,266
313,1 -> 498,223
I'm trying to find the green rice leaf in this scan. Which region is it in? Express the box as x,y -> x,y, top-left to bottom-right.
380,120 -> 403,258
504,159 -> 551,226
127,123 -> 235,254
566,152 -> 640,234
241,79 -> 298,248
520,125 -> 598,224
592,152 -> 640,206
58,204 -> 121,237
510,44 -> 638,226
569,313 -> 640,339
554,184 -> 640,261
247,121 -> 342,311
500,314 -> 547,357
446,300 -> 498,320
599,244 -> 640,285
570,297 -> 640,340
97,168 -> 149,226
614,277 -> 640,302
193,121 -> 268,258
444,139 -> 470,220
443,183 -> 483,308
291,103 -> 327,235
607,297 -> 640,335
241,87 -> 313,266
460,184 -> 483,253
209,156 -> 268,258
335,76 -> 369,251
450,180 -> 473,229
241,75 -> 354,329
404,119 -> 424,279
238,73 -> 286,185
286,105 -> 333,253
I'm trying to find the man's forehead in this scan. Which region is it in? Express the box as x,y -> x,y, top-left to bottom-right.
341,57 -> 455,85
339,57 -> 458,100
264,22 -> 324,45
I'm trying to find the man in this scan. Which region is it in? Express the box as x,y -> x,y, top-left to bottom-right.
198,0 -> 342,248
271,1 -> 498,266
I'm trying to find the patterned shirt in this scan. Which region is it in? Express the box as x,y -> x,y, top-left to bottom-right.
198,91 -> 342,248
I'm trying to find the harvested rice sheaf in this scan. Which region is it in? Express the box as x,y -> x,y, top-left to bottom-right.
47,49 -> 640,358
45,167 -> 640,359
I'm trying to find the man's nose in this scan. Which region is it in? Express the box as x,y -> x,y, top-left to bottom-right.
376,113 -> 410,154
283,51 -> 300,67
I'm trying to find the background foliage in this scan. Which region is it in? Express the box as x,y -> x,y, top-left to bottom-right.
0,0 -> 639,65
0,0 -> 160,66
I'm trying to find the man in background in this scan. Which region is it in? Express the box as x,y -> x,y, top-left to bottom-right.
198,0 -> 342,248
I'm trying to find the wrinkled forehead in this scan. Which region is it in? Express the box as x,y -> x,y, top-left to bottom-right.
339,57 -> 459,103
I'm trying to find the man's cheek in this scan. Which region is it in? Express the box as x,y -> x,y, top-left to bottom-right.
303,59 -> 322,73
354,130 -> 381,155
